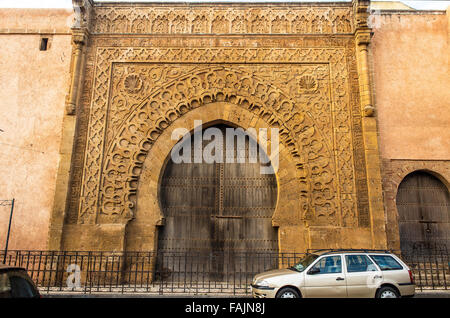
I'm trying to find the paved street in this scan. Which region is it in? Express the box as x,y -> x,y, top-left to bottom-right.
44,290 -> 450,298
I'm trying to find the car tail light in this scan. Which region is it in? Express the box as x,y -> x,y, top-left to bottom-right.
408,270 -> 414,284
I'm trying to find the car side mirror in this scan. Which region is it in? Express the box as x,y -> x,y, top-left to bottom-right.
308,267 -> 320,275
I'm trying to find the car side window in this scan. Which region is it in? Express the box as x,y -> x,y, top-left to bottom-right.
345,255 -> 378,272
9,275 -> 38,298
311,256 -> 342,274
369,255 -> 403,271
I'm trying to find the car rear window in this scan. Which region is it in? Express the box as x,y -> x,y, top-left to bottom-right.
369,255 -> 403,271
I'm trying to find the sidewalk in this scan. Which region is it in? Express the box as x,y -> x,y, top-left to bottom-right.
414,289 -> 450,298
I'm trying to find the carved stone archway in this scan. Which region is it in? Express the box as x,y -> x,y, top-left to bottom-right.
101,64 -> 338,253
99,66 -> 335,224
126,102 -> 311,253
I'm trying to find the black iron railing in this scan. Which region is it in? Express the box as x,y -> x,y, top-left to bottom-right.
1,250 -> 448,295
402,251 -> 450,291
1,250 -> 304,295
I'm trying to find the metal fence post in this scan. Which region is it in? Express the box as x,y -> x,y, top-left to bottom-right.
2,198 -> 15,264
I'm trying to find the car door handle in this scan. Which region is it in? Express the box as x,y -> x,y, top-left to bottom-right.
336,277 -> 345,281
373,275 -> 382,279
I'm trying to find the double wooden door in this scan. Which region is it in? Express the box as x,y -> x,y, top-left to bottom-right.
157,125 -> 278,280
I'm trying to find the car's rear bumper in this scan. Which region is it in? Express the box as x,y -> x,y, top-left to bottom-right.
399,283 -> 416,297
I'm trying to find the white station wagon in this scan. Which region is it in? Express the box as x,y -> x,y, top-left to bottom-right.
251,249 -> 415,298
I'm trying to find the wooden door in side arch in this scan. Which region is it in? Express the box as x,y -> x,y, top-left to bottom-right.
396,171 -> 450,255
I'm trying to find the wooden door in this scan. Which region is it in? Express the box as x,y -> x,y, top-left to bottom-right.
396,171 -> 450,255
157,124 -> 278,281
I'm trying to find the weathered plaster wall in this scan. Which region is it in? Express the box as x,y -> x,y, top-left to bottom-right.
371,9 -> 450,250
371,11 -> 450,160
0,9 -> 73,250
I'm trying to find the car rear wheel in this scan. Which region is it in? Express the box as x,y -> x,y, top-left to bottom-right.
276,287 -> 300,298
376,286 -> 399,298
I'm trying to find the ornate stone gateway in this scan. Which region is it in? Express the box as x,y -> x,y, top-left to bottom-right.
49,1 -> 388,256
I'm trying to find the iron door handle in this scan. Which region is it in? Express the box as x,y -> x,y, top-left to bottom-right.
336,277 -> 345,281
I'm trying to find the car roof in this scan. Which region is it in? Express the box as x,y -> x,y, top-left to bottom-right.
0,264 -> 26,271
310,249 -> 393,256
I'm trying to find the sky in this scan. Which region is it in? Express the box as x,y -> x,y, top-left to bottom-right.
0,0 -> 448,10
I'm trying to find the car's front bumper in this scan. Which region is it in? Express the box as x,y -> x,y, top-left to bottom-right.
251,285 -> 278,298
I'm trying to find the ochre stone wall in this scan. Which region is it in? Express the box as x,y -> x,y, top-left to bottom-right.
8,2 -> 445,254
370,10 -> 450,250
1,2 -> 448,282
0,9 -> 73,250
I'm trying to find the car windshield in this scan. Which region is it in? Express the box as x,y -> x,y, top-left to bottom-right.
289,254 -> 319,272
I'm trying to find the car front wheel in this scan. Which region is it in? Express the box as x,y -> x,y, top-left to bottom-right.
276,287 -> 300,298
376,286 -> 400,298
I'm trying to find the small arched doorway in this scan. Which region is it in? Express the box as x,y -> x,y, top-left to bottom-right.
396,171 -> 450,255
157,123 -> 278,280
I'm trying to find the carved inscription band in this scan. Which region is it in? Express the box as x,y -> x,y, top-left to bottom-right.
92,5 -> 353,35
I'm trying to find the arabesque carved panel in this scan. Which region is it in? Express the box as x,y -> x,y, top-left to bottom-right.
76,46 -> 361,228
